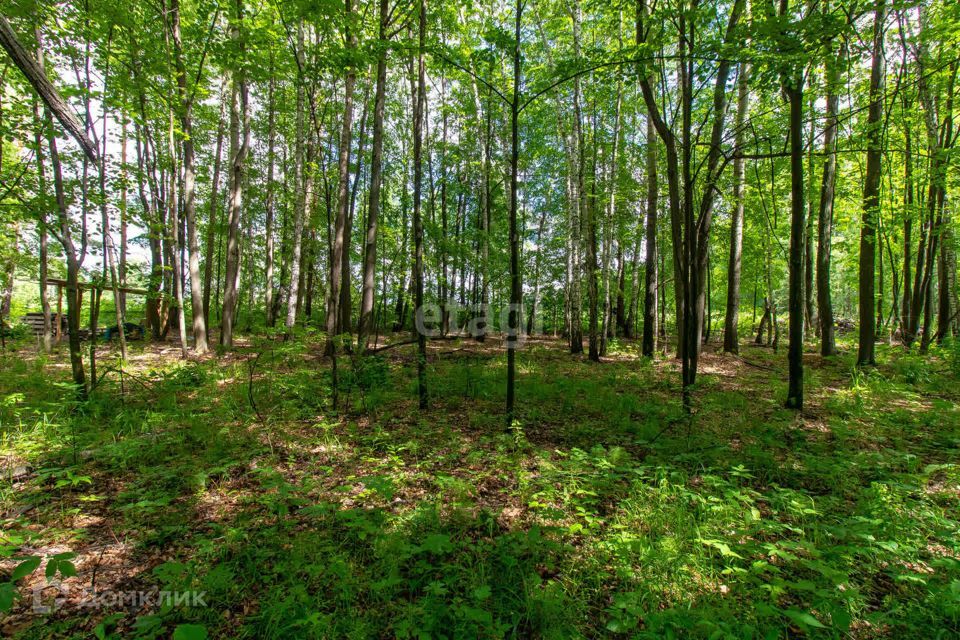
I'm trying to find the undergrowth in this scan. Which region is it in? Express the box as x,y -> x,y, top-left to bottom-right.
0,335 -> 958,638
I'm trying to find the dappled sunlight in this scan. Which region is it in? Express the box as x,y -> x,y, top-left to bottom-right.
1,334 -> 959,637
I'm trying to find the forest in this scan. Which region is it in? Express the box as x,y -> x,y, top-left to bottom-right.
0,0 -> 959,636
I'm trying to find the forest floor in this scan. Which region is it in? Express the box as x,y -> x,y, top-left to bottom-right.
0,331 -> 959,638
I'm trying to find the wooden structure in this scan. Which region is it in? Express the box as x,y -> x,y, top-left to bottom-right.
20,312 -> 67,335
24,278 -> 151,340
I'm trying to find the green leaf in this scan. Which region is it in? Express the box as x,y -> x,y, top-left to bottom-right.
153,561 -> 189,582
131,615 -> 163,634
472,584 -> 492,600
699,538 -> 744,559
0,583 -> 14,612
418,533 -> 454,555
12,556 -> 41,580
58,561 -> 77,578
93,614 -> 125,640
173,624 -> 208,640
783,608 -> 827,629
0,532 -> 26,558
831,607 -> 851,631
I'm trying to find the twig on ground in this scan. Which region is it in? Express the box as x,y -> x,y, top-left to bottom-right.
730,353 -> 778,372
247,351 -> 274,453
365,334 -> 460,354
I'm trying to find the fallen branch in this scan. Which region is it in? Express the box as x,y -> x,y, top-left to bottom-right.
730,353 -> 778,372
645,415 -> 689,445
248,351 -> 267,427
365,334 -> 460,354
95,365 -> 156,394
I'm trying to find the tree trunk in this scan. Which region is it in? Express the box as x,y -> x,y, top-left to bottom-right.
479,93 -> 492,342
166,111 -> 188,357
0,224 -> 16,324
439,76 -> 450,335
785,79 -> 805,409
264,65 -> 277,327
641,114 -> 658,357
528,207 -> 547,336
359,0 -> 390,351
412,0 -> 429,408
119,119 -> 128,317
32,95 -> 52,353
857,0 -> 885,367
909,20 -> 956,350
34,30 -> 84,394
203,82 -> 227,338
690,0 -> 744,361
723,63 -> 750,354
572,2 -> 598,361
170,0 -> 207,353
615,242 -> 627,336
901,117 -> 913,338
817,37 -> 842,356
327,0 -> 356,350
679,17 -> 697,405
340,85 -> 370,337
804,90 -> 816,336
625,227 -> 641,339
506,0 -> 523,422
220,0 -> 250,349
600,82 -> 623,355
45,109 -> 86,396
938,225 -> 956,341
95,57 -> 127,362
0,15 -> 98,163
286,25 -> 307,331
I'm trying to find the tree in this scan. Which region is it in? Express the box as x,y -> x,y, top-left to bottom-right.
326,0 -> 357,351
723,63 -> 750,354
0,15 -> 98,164
264,63 -> 277,327
778,0 -> 807,411
816,27 -> 843,357
169,0 -> 207,353
637,0 -> 745,408
641,113 -> 658,357
220,0 -> 250,349
285,19 -> 306,333
505,0 -> 523,423
203,84 -> 227,337
359,0 -> 392,352
412,0 -> 428,408
858,0 -> 886,367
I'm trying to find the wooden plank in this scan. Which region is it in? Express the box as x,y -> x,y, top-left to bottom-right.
43,278 -> 150,296
20,313 -> 67,335
55,284 -> 62,343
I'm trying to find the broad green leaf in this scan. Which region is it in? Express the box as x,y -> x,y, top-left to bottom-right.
12,556 -> 41,581
173,624 -> 208,640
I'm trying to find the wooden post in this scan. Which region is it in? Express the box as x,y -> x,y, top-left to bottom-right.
77,283 -> 83,332
55,283 -> 63,343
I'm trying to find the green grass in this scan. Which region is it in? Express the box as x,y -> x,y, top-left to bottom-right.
1,333 -> 959,638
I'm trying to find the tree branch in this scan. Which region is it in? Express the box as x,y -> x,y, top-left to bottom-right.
0,16 -> 99,164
